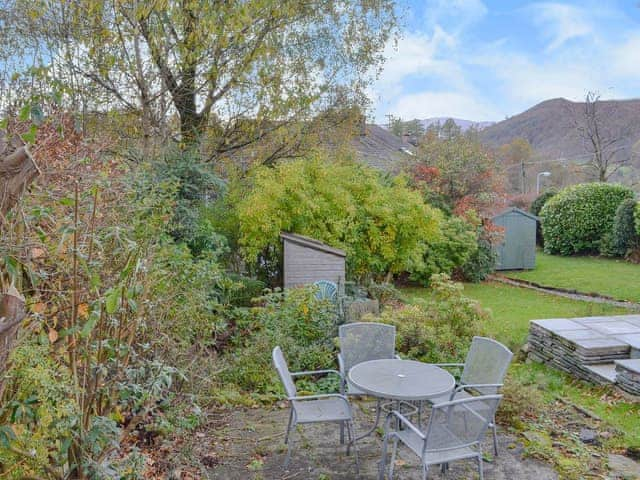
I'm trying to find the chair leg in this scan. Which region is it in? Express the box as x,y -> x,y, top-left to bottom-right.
477,454 -> 484,480
284,423 -> 296,468
422,463 -> 429,480
492,415 -> 498,456
347,421 -> 360,474
284,409 -> 294,444
379,432 -> 391,480
388,436 -> 399,480
340,420 -> 345,445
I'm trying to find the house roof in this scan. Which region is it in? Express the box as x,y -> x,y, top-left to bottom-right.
492,207 -> 539,222
350,124 -> 414,171
280,232 -> 346,257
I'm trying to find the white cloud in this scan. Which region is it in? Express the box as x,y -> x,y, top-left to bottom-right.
388,90 -> 501,120
528,3 -> 594,51
610,33 -> 640,78
424,0 -> 488,33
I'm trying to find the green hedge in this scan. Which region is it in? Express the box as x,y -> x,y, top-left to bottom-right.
602,198 -> 638,257
540,183 -> 634,255
530,190 -> 556,247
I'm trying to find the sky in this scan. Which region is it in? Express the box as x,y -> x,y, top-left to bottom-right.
370,0 -> 640,123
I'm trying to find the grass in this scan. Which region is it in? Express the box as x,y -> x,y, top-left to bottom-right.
403,281 -> 628,350
505,251 -> 640,302
403,280 -> 640,471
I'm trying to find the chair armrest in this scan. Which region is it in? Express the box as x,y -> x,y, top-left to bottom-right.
337,354 -> 346,377
290,369 -> 342,378
385,410 -> 426,440
455,383 -> 503,394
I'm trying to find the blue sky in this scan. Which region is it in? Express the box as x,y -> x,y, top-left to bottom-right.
370,0 -> 640,122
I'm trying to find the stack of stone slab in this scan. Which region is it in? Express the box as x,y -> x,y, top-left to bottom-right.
615,359 -> 640,396
529,315 -> 640,388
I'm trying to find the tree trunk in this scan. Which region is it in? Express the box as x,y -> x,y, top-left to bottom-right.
0,130 -> 39,396
0,284 -> 25,397
0,131 -> 40,218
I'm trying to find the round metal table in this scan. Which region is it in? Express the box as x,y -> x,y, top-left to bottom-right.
347,359 -> 455,439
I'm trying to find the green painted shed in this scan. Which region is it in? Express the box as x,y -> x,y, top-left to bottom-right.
492,207 -> 538,270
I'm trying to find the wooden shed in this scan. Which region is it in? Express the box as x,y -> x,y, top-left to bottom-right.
492,208 -> 538,270
280,233 -> 346,293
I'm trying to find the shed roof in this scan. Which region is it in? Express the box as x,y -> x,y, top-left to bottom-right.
280,232 -> 346,257
492,207 -> 539,222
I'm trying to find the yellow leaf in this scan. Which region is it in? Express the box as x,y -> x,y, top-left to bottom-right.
77,303 -> 89,319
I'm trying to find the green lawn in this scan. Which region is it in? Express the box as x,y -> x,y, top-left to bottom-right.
403,281 -> 627,351
505,251 -> 640,302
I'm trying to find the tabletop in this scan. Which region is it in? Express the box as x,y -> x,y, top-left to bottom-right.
347,358 -> 455,401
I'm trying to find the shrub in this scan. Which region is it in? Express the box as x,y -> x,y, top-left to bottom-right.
410,214 -> 478,285
530,190 -> 556,246
367,281 -> 403,306
219,274 -> 267,307
369,274 -> 488,363
602,199 -> 639,257
236,153 -> 441,280
460,235 -> 496,282
540,183 -> 634,255
220,286 -> 338,393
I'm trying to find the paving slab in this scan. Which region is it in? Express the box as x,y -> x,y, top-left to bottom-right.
615,334 -> 640,349
615,359 -> 640,374
584,364 -> 618,383
532,319 -> 585,332
589,321 -> 639,336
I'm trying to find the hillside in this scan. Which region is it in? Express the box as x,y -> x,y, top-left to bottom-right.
480,97 -> 640,162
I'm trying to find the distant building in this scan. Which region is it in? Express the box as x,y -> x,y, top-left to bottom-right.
350,123 -> 415,172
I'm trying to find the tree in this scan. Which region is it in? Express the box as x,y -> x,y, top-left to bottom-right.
571,92 -> 631,182
2,0 -> 397,153
410,122 -> 504,215
236,152 -> 441,280
499,138 -> 533,194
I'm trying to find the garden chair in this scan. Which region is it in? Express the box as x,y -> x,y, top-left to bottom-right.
429,336 -> 513,455
272,346 -> 359,472
379,395 -> 503,480
314,280 -> 338,304
338,322 -> 400,441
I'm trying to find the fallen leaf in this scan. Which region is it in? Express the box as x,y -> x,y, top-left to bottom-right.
48,328 -> 58,343
31,302 -> 46,314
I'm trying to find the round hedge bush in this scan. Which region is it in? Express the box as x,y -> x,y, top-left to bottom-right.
540,182 -> 634,255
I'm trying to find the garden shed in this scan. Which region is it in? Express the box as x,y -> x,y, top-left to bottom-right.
492,207 -> 538,270
280,233 -> 346,294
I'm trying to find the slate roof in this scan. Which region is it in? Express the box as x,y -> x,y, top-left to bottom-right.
350,124 -> 414,172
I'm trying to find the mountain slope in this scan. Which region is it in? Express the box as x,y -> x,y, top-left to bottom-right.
480,98 -> 640,161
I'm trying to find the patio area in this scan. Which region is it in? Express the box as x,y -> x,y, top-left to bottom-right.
204,399 -> 559,480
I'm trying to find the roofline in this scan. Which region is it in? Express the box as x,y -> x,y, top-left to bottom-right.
280,232 -> 347,257
492,207 -> 540,221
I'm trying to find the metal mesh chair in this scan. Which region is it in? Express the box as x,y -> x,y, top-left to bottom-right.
380,395 -> 503,480
338,322 -> 399,442
430,336 -> 513,455
338,322 -> 397,395
272,346 -> 359,472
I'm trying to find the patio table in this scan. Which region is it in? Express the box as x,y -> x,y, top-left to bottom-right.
347,358 -> 455,439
